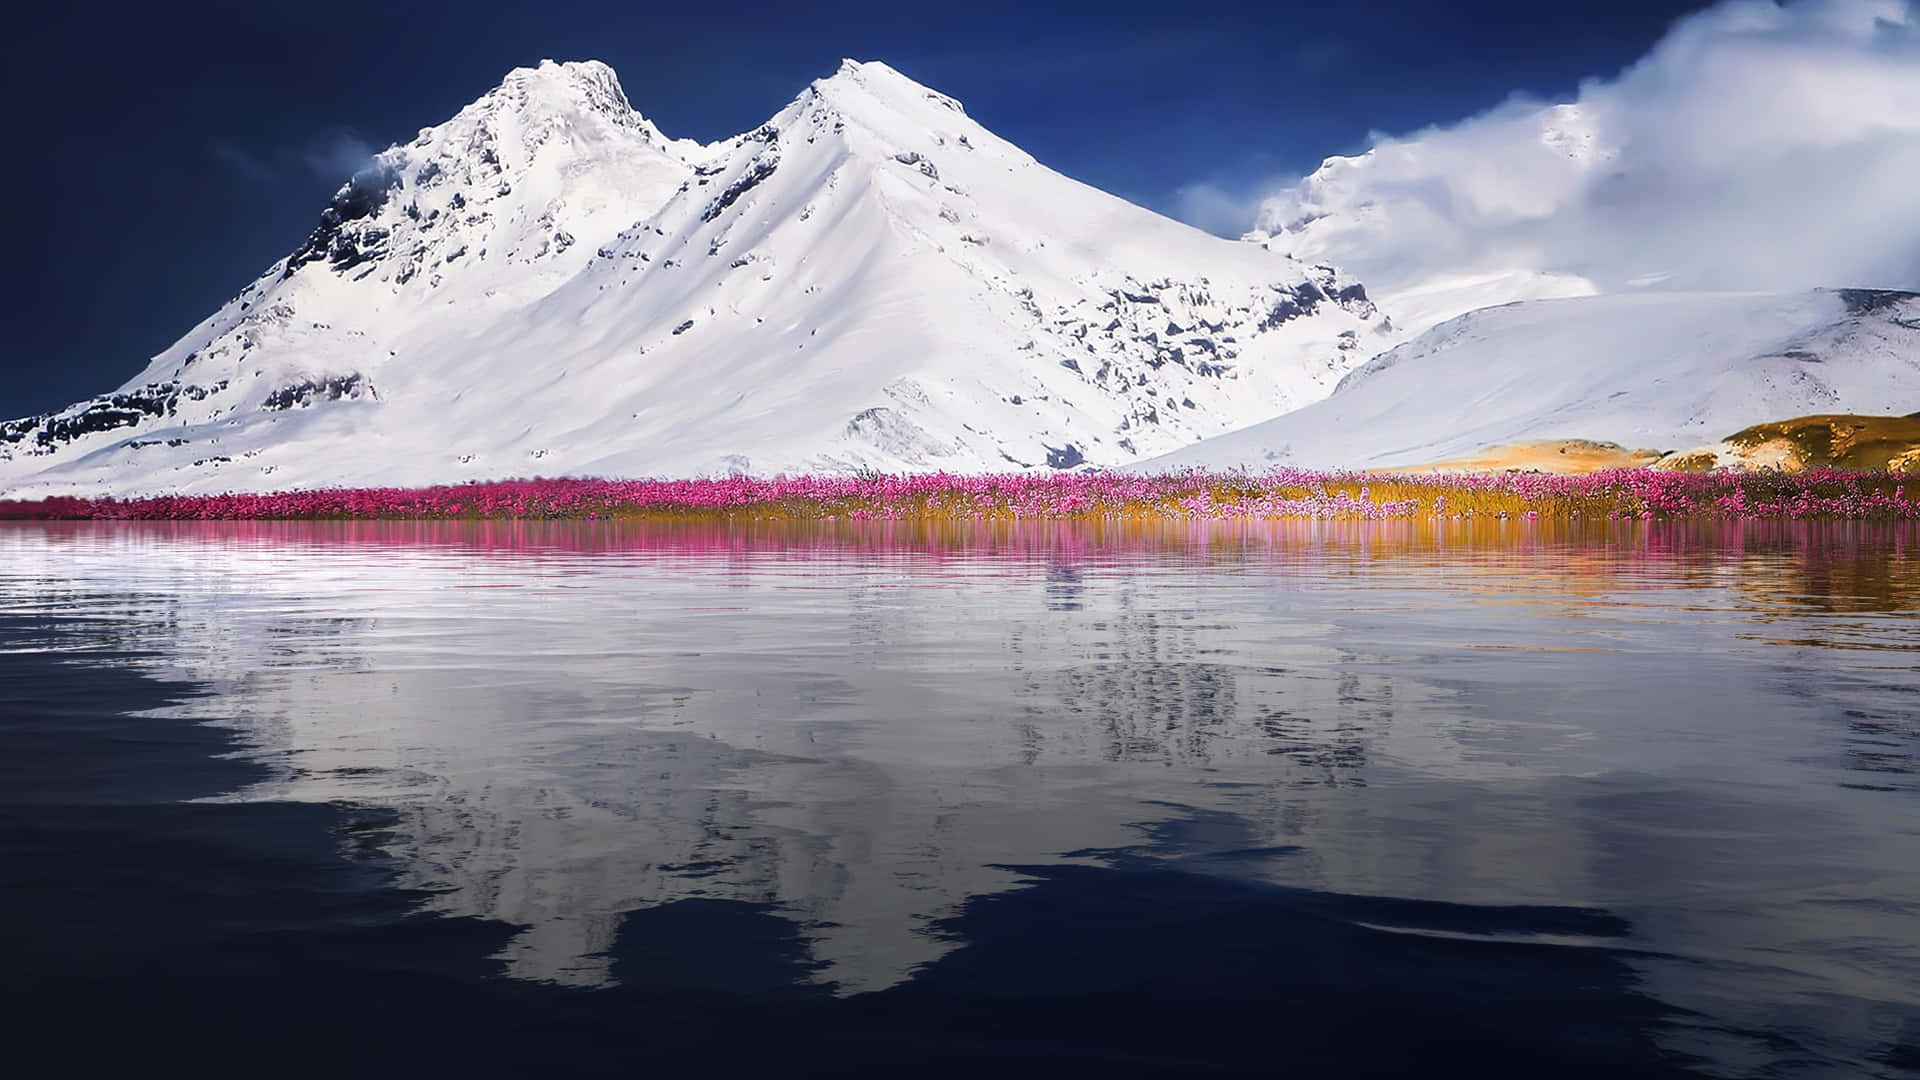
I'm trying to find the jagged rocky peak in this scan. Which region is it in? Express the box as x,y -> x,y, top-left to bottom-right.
281,57 -> 701,287
487,59 -> 645,125
423,58 -> 692,158
395,57 -> 695,196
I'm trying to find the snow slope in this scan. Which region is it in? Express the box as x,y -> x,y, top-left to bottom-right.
0,59 -> 1388,496
1143,289 -> 1920,471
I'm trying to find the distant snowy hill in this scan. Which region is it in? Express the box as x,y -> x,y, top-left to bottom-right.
1143,289 -> 1920,472
0,59 -> 1388,496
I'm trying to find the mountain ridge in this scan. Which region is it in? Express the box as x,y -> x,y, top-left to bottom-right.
1,58 -> 1390,496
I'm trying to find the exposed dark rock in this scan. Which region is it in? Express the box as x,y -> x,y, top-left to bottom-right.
262,374 -> 370,411
891,151 -> 939,180
1044,443 -> 1084,469
1259,281 -> 1329,330
284,163 -> 402,278
1836,289 -> 1920,317
0,415 -> 44,445
672,320 -> 695,335
703,156 -> 779,222
2,380 -> 229,449
1332,281 -> 1371,309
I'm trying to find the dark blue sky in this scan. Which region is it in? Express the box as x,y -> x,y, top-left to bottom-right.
4,0 -> 1709,417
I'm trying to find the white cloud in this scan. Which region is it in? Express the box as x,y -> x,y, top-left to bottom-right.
207,129 -> 376,184
1251,0 -> 1920,299
1171,180 -> 1267,237
297,131 -> 376,181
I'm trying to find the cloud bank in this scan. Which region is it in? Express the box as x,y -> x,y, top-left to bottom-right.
1250,0 -> 1920,299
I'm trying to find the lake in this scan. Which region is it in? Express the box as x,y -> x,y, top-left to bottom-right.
3,519 -> 1916,1077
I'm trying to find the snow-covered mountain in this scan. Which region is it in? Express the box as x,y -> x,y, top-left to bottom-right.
0,59 -> 1389,496
1143,289 -> 1920,472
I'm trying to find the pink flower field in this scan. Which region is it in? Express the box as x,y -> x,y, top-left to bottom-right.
2,468 -> 1917,522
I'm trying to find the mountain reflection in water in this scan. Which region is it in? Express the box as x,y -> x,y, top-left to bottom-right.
2,519 -> 1916,1077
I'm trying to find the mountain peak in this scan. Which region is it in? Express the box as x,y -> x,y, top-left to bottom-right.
254,57 -> 700,290
457,57 -> 660,136
810,58 -> 968,119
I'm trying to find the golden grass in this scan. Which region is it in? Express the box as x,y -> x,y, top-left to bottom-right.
1389,439 -> 1665,475
1717,413 -> 1920,472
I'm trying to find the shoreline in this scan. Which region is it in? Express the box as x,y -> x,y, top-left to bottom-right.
3,469 -> 1918,522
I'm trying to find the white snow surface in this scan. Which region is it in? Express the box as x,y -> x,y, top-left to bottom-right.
1143,289 -> 1920,472
0,59 -> 1388,496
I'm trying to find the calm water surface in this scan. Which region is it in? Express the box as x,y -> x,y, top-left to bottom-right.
2,519 -> 1917,1077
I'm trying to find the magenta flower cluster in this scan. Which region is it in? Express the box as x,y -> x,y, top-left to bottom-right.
0,467 -> 1914,521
